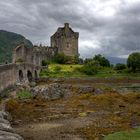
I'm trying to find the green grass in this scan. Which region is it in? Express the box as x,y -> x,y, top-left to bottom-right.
49,64 -> 82,72
39,64 -> 140,79
17,90 -> 33,99
40,64 -> 88,78
104,128 -> 140,140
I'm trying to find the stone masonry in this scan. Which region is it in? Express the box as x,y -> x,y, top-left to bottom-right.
0,23 -> 79,93
51,23 -> 79,57
13,23 -> 79,66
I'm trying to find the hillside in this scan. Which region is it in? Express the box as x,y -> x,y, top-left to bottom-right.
0,30 -> 33,63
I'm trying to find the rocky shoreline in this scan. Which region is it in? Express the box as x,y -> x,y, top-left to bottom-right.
0,99 -> 24,140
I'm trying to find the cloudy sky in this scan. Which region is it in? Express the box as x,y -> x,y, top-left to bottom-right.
0,0 -> 140,58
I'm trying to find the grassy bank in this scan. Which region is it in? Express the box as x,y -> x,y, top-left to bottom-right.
40,64 -> 140,79
104,128 -> 140,140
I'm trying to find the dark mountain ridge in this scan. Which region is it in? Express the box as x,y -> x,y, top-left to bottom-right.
0,30 -> 33,63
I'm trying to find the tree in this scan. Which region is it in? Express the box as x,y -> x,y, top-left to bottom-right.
73,55 -> 79,64
42,60 -> 50,66
53,53 -> 69,64
93,54 -> 110,67
84,58 -> 93,64
114,63 -> 126,71
127,52 -> 140,72
79,58 -> 84,64
79,60 -> 100,75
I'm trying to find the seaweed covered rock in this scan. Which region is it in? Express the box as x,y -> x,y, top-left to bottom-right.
31,83 -> 66,100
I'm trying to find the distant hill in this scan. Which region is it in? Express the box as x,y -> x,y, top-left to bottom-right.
0,30 -> 33,63
107,57 -> 127,64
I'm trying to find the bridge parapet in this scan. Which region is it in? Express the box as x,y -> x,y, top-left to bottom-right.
0,64 -> 16,72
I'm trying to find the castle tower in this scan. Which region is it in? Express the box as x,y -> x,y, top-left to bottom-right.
51,23 -> 79,57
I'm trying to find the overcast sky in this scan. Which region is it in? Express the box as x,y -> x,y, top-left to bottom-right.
0,0 -> 140,58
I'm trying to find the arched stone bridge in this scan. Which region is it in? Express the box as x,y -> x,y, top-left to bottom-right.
0,63 -> 41,93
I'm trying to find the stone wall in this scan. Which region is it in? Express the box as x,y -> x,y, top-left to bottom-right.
33,46 -> 57,66
0,63 -> 41,94
51,23 -> 79,57
13,45 -> 57,66
13,23 -> 79,66
0,64 -> 17,93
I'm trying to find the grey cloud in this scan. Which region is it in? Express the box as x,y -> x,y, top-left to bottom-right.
0,0 -> 140,59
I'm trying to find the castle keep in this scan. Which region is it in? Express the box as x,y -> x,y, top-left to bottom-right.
51,23 -> 79,57
13,23 -> 79,66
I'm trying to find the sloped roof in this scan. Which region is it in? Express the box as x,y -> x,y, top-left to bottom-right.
51,26 -> 78,39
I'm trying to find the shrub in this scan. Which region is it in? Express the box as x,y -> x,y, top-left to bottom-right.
54,66 -> 62,72
53,53 -> 69,64
127,52 -> 140,72
5,99 -> 19,113
79,58 -> 84,64
39,69 -> 50,77
42,60 -> 50,66
73,55 -> 80,64
93,54 -> 110,67
84,58 -> 93,64
79,60 -> 99,75
80,66 -> 98,75
84,55 -> 110,67
53,53 -> 79,64
16,58 -> 24,63
114,63 -> 126,71
17,90 -> 32,99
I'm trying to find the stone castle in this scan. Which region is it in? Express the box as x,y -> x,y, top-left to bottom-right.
0,23 -> 79,93
13,23 -> 79,66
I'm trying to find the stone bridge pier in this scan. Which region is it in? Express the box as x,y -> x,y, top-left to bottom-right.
16,63 -> 40,83
0,63 -> 41,94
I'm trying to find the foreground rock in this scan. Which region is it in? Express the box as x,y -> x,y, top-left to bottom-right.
31,83 -> 98,100
0,119 -> 14,133
0,130 -> 23,140
31,83 -> 69,99
0,111 -> 24,140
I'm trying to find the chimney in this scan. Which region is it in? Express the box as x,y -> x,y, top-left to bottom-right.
64,23 -> 69,29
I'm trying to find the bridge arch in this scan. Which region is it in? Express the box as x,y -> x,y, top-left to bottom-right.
19,70 -> 24,82
27,70 -> 33,82
34,70 -> 38,81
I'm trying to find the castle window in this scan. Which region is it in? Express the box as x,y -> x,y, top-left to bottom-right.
67,42 -> 71,48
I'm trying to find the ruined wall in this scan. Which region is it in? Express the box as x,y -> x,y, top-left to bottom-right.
13,44 -> 33,64
13,45 -> 57,66
12,44 -> 26,63
32,46 -> 57,66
